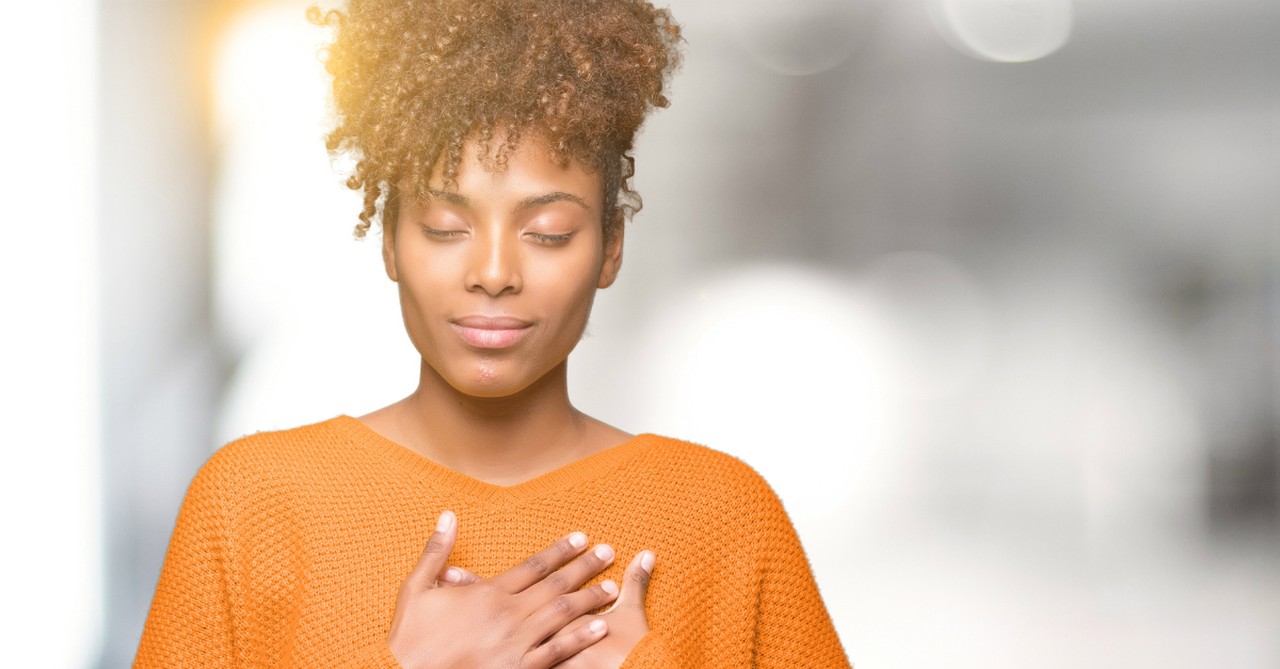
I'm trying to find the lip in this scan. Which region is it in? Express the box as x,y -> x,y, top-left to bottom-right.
450,315 -> 533,349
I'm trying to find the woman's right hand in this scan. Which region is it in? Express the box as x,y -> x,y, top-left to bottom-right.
387,510 -> 620,669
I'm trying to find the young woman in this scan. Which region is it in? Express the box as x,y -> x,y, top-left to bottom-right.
135,0 -> 850,667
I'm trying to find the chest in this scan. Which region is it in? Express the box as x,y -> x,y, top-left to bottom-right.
221,480 -> 763,666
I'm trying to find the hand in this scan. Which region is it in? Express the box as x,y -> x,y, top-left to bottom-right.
387,510 -> 620,669
552,551 -> 656,669
439,544 -> 658,669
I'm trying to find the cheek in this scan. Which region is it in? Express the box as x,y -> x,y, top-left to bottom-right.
394,281 -> 430,353
396,244 -> 454,302
395,263 -> 452,342
537,250 -> 599,297
546,264 -> 604,338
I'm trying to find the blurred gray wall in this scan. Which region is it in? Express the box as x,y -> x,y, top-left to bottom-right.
97,0 -> 224,666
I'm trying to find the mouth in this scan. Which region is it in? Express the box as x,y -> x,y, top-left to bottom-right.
450,315 -> 534,349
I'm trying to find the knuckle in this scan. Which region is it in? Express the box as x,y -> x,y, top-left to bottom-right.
423,537 -> 447,554
523,554 -> 551,578
550,595 -> 574,615
545,639 -> 566,660
544,572 -> 569,592
630,566 -> 651,587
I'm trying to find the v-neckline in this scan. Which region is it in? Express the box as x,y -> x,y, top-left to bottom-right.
332,414 -> 659,504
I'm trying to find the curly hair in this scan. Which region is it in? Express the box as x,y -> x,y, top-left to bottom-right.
308,0 -> 682,240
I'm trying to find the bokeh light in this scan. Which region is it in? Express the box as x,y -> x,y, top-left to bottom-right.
929,0 -> 1073,63
729,0 -> 885,76
632,263 -> 894,521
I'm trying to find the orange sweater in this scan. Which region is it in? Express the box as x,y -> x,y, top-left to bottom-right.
135,416 -> 850,668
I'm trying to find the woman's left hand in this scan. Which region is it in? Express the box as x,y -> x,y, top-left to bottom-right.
445,550 -> 656,669
552,550 -> 655,668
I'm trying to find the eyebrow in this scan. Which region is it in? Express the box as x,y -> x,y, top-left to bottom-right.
515,191 -> 590,212
425,189 -> 590,213
425,189 -> 470,207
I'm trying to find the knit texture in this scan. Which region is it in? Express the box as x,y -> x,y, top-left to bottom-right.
135,416 -> 850,668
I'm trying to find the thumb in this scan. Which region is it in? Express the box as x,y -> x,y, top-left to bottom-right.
408,510 -> 458,589
610,550 -> 655,613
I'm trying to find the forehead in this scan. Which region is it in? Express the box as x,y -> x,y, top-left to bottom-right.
421,133 -> 604,210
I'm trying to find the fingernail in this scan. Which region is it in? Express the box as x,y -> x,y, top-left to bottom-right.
594,544 -> 615,561
589,619 -> 607,634
601,579 -> 619,595
436,510 -> 454,532
568,532 -> 588,549
640,551 -> 655,573
441,567 -> 462,583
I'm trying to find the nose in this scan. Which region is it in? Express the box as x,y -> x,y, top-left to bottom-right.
465,228 -> 522,296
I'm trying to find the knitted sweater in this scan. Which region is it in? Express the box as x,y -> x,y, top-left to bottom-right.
135,416 -> 850,668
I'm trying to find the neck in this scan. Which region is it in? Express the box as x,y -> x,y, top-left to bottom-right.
389,359 -> 591,485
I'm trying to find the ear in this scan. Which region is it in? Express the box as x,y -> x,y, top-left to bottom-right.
597,212 -> 625,289
381,223 -> 399,283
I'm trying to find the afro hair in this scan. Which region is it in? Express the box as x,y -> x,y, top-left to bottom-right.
310,0 -> 683,239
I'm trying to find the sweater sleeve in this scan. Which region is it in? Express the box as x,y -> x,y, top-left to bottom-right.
134,459 -> 237,668
135,445 -> 405,669
622,453 -> 851,668
751,476 -> 852,668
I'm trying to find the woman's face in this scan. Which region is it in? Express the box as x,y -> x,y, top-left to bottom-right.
383,137 -> 623,398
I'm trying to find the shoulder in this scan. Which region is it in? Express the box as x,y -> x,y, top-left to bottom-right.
633,434 -> 762,479
190,415 -> 362,504
207,415 -> 351,469
629,434 -> 787,513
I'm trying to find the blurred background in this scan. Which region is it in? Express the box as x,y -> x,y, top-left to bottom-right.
1,0 -> 1277,666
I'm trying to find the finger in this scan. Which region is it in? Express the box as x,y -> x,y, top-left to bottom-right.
610,550 -> 654,612
492,531 -> 588,593
438,565 -> 481,586
521,619 -> 607,669
526,582 -> 618,645
407,510 -> 457,589
523,543 -> 616,602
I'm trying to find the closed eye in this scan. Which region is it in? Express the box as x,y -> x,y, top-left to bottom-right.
526,232 -> 574,245
422,226 -> 465,240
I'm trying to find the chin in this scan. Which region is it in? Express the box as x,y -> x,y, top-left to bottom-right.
440,360 -> 538,400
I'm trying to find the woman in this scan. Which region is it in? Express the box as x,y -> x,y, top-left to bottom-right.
135,0 -> 850,666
